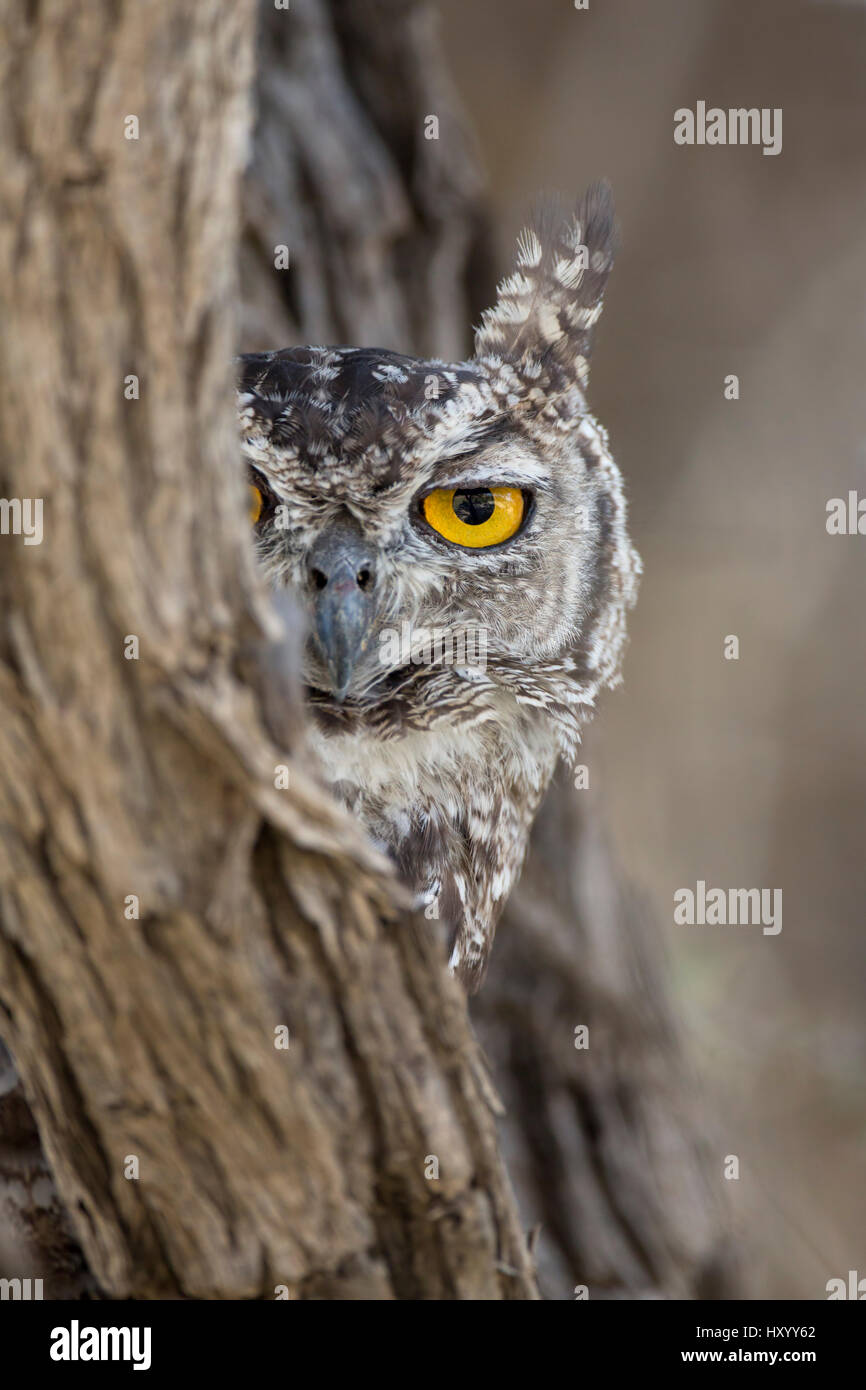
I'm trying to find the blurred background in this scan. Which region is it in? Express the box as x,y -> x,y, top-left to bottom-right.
436,0 -> 866,1298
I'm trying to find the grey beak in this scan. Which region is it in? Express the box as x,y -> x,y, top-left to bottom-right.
307,524 -> 378,701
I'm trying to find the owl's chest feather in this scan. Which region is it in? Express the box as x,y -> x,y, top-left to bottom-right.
309,694 -> 559,989
313,701 -> 548,823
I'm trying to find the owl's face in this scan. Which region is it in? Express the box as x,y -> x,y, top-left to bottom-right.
238,185 -> 639,736
239,349 -> 614,703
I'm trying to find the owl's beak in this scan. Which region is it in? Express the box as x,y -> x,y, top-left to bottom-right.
307,527 -> 378,701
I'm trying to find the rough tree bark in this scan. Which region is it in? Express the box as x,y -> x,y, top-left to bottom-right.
0,0 -> 732,1300
0,0 -> 535,1300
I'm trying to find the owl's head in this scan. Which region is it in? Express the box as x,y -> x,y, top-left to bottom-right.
238,183 -> 639,752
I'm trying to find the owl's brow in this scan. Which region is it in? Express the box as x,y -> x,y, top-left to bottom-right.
426,413 -> 530,472
433,383 -> 584,458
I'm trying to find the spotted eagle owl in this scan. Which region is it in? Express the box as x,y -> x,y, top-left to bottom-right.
238,183 -> 640,991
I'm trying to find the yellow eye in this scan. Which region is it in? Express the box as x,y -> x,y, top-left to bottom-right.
422,486 -> 525,548
249,483 -> 263,524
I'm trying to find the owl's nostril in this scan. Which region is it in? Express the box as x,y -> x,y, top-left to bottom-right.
306,519 -> 378,630
309,564 -> 374,592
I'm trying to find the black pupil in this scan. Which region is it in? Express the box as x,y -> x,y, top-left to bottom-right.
453,488 -> 495,526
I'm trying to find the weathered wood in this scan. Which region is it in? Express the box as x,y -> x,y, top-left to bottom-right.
0,0 -> 535,1300
480,776 -> 736,1298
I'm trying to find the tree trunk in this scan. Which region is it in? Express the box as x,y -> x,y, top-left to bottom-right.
0,0 -> 535,1300
479,777 -> 735,1298
0,0 -> 732,1300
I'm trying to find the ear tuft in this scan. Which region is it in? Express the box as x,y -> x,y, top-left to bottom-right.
473,181 -> 617,380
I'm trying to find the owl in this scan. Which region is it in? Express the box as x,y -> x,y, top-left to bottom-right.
237,183 -> 640,991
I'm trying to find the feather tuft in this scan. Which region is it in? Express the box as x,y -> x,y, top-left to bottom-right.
473,181 -> 617,381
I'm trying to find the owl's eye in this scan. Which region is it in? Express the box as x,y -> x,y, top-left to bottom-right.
422,486 -> 525,548
249,483 -> 264,524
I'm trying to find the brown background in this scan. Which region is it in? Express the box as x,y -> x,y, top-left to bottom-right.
438,0 -> 866,1298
